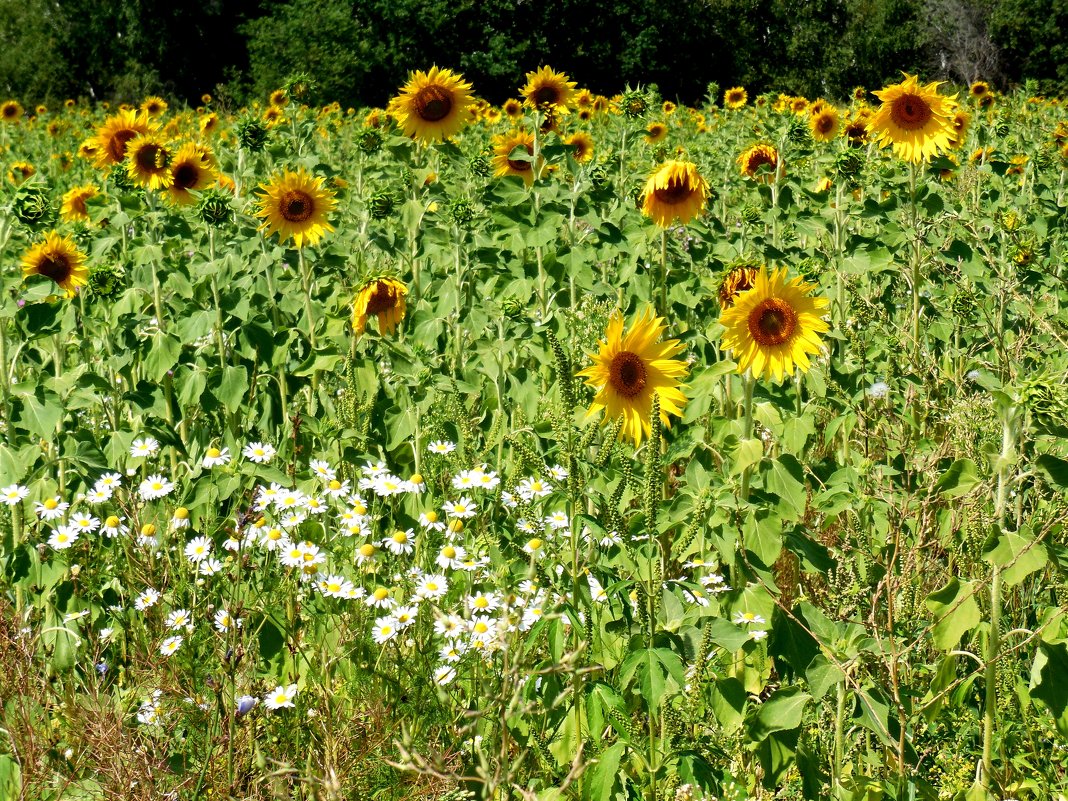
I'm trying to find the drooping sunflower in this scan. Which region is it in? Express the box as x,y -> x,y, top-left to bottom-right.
724,87 -> 748,109
521,66 -> 577,114
94,109 -> 155,168
843,110 -> 871,144
166,143 -> 219,205
809,107 -> 840,141
977,92 -> 996,110
7,161 -> 35,184
255,167 -> 337,248
640,160 -> 709,227
867,74 -> 956,163
20,232 -> 89,297
565,131 -> 594,163
126,133 -> 174,190
352,277 -> 407,337
644,121 -> 668,144
718,265 -> 760,308
60,184 -> 99,222
576,306 -> 689,446
948,107 -> 971,148
140,96 -> 168,117
738,144 -> 781,182
719,266 -> 830,383
391,66 -> 474,143
491,130 -> 539,185
1,100 -> 23,122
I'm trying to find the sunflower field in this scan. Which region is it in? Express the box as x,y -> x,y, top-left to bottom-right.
2,68 -> 1068,801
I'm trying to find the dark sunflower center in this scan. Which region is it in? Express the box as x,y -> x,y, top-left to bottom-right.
108,130 -> 138,161
746,152 -> 775,173
3,106 -> 16,118
413,85 -> 453,122
173,163 -> 199,189
609,351 -> 647,398
365,282 -> 397,315
816,115 -> 835,134
728,92 -> 743,103
532,86 -> 560,107
653,178 -> 692,206
37,254 -> 72,284
280,190 -> 314,222
748,298 -> 798,346
135,143 -> 168,172
890,93 -> 932,130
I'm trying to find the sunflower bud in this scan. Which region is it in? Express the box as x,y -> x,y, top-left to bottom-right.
356,128 -> 383,154
834,150 -> 865,181
588,163 -> 609,189
195,189 -> 232,227
1000,211 -> 1022,233
108,164 -> 136,192
500,296 -> 525,319
705,82 -> 721,108
741,205 -> 762,225
469,152 -> 491,178
236,116 -> 270,152
447,196 -> 476,227
786,115 -> 810,144
10,183 -> 54,228
368,189 -> 396,220
620,89 -> 649,119
87,263 -> 127,300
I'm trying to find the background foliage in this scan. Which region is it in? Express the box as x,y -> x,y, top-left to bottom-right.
1,0 -> 1066,107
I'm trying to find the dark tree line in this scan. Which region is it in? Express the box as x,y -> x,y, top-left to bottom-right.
2,0 -> 1065,107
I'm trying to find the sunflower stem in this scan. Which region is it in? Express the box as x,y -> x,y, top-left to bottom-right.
908,162 -> 922,351
659,229 -> 668,317
739,374 -> 756,503
297,247 -> 320,415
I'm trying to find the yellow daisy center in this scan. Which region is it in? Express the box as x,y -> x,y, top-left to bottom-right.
609,352 -> 647,398
748,298 -> 798,346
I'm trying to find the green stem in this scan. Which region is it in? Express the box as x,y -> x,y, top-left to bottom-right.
659,229 -> 668,317
739,375 -> 756,502
908,162 -> 921,349
298,248 -> 319,415
833,675 -> 847,791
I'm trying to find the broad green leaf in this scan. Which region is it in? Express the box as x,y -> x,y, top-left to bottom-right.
731,438 -> 763,475
710,676 -> 746,731
1030,641 -> 1068,737
764,454 -> 806,519
216,365 -> 249,414
1037,454 -> 1068,490
934,458 -> 981,498
144,332 -> 182,382
748,686 -> 810,741
925,578 -> 981,650
983,530 -> 1048,587
585,741 -> 625,801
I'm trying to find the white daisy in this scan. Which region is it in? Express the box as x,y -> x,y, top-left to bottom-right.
242,441 -> 276,464
309,459 -> 336,481
159,635 -> 183,656
130,438 -> 160,458
138,475 -> 175,501
165,609 -> 192,630
263,683 -> 298,710
371,617 -> 398,644
84,487 -> 113,505
427,440 -> 456,455
184,536 -> 213,563
443,497 -> 477,519
35,497 -> 69,521
1,484 -> 29,506
213,608 -> 242,632
134,588 -> 161,611
48,525 -> 80,550
202,447 -> 231,468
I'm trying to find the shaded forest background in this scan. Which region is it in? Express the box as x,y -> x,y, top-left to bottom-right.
2,0 -> 1066,107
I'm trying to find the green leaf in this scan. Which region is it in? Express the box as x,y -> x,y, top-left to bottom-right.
12,386 -> 62,439
144,332 -> 182,382
764,454 -> 806,519
585,742 -> 626,801
731,438 -> 763,475
933,458 -> 981,498
747,686 -> 811,741
983,530 -> 1048,587
618,648 -> 685,711
1037,454 -> 1068,490
710,677 -> 746,731
1030,641 -> 1068,737
925,578 -> 981,650
215,366 -> 249,414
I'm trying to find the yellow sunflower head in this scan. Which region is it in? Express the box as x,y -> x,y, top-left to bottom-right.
269,89 -> 288,107
255,167 -> 337,248
867,73 -> 956,163
843,111 -> 870,143
8,161 -> 35,185
576,306 -> 689,446
126,133 -> 175,190
640,160 -> 709,227
852,86 -> 867,101
718,265 -> 760,309
948,108 -> 971,148
491,129 -> 539,184
565,131 -> 594,163
502,98 -> 524,120
78,138 -> 100,161
790,96 -> 810,115
810,107 -> 839,141
718,266 -> 830,383
662,100 -> 677,115
724,87 -> 748,109
969,81 -> 990,99
166,142 -> 220,205
60,184 -> 99,223
738,144 -> 781,182
1,100 -> 23,122
20,231 -> 89,298
592,95 -> 610,114
352,277 -> 408,337
644,121 -> 668,144
140,96 -> 168,117
977,92 -> 996,110
391,66 -> 474,143
200,113 -> 219,135
521,66 -> 577,114
94,109 -> 155,168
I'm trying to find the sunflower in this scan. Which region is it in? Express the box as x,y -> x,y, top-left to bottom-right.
640,160 -> 709,227
21,232 -> 89,297
809,99 -> 830,117
662,100 -> 677,115
852,86 -> 867,101
140,96 -> 168,117
810,107 -> 839,141
502,98 -> 524,120
644,121 -> 668,144
78,138 -> 100,161
1,100 -> 22,122
576,306 -> 689,446
578,108 -> 592,122
719,267 -> 829,383
483,107 -> 502,125
126,134 -> 174,190
263,106 -> 285,126
977,93 -> 995,110
364,108 -> 386,128
255,167 -> 337,248
969,81 -> 990,99
948,108 -> 970,148
94,110 -> 155,168
867,74 -> 956,163
738,144 -> 781,182
199,113 -> 219,135
269,89 -> 288,107
592,95 -> 610,114
7,162 -> 34,184
724,87 -> 748,109
521,66 -> 576,114
60,184 -> 99,222
201,93 -> 213,105
718,265 -> 760,308
391,66 -> 474,143
166,143 -> 219,205
352,277 -> 407,337
491,130 -> 539,184
790,96 -> 810,114
843,111 -> 870,143
565,131 -> 594,163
